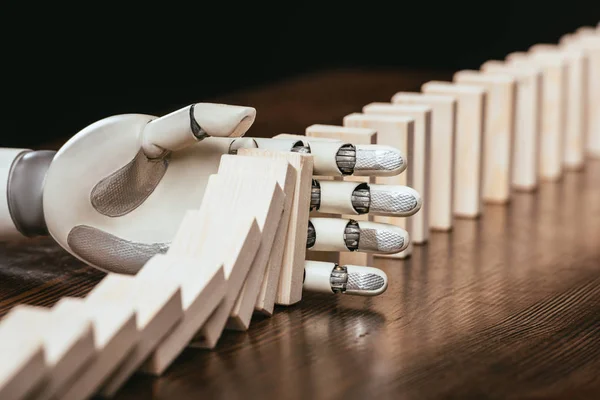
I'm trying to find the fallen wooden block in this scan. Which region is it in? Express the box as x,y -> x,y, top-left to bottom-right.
480,60 -> 542,192
21,301 -> 95,400
391,92 -> 456,231
188,172 -> 275,347
305,124 -> 376,265
227,148 -> 298,316
421,81 -> 486,218
138,252 -> 226,374
453,69 -> 516,204
506,51 -> 567,181
217,155 -> 288,330
343,112 -> 415,258
95,272 -> 183,396
272,147 -> 314,306
361,103 -> 431,244
243,134 -> 315,307
52,295 -> 137,400
0,306 -> 47,400
152,185 -> 259,352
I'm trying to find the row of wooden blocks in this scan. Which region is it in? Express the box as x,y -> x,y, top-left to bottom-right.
300,23 -> 600,265
0,147 -> 316,400
0,22 -> 598,400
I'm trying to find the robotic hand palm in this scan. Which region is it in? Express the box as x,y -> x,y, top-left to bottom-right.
0,103 -> 421,294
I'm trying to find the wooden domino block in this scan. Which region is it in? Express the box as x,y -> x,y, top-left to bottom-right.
421,81 -> 486,218
361,103 -> 431,244
230,148 -> 299,316
391,92 -> 457,231
305,124 -> 377,265
23,301 -> 95,400
138,253 -> 226,374
480,60 -> 542,191
0,306 -> 47,400
561,33 -> 600,158
343,113 -> 415,259
506,51 -> 567,181
529,44 -> 588,170
217,155 -> 287,330
171,174 -> 264,349
96,272 -> 183,396
453,70 -> 516,204
274,150 -> 313,305
246,134 -> 314,306
53,295 -> 137,400
190,171 -> 284,345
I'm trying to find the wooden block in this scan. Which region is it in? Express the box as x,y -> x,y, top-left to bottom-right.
160,173 -> 262,350
581,38 -> 600,158
481,60 -> 542,191
422,81 -> 486,218
96,272 -> 183,396
361,103 -> 431,244
274,151 -> 314,305
190,172 -> 279,346
232,149 -> 303,316
343,113 -> 415,259
453,70 -> 516,204
138,253 -> 226,374
506,51 -> 567,181
255,135 -> 315,305
0,306 -> 47,400
561,34 -> 600,158
217,155 -> 287,330
53,295 -> 137,400
24,301 -> 95,400
306,124 -> 376,265
392,92 -> 456,231
529,44 -> 588,170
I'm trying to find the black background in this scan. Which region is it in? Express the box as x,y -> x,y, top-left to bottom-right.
4,1 -> 600,148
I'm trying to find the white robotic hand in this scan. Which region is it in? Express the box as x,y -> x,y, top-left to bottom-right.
0,103 -> 420,296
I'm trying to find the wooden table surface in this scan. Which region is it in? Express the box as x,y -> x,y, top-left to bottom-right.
2,69 -> 600,399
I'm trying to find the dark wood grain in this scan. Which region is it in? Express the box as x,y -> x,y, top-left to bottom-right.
3,69 -> 600,400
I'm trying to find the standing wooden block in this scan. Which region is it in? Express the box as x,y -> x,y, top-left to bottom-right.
579,37 -> 600,158
305,124 -> 377,265
391,92 -> 457,231
361,103 -> 431,244
96,272 -> 183,396
453,70 -> 516,203
506,51 -> 567,180
422,81 -> 486,218
217,155 -> 288,330
481,60 -> 542,191
22,301 -> 95,400
343,113 -> 415,259
529,44 -> 588,170
0,306 -> 47,400
53,295 -> 137,400
562,34 -> 600,158
230,149 -> 298,316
